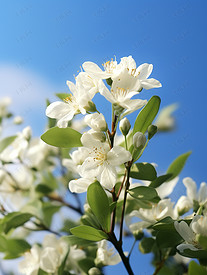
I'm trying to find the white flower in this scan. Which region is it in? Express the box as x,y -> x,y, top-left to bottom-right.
129,199 -> 176,232
155,177 -> 179,199
83,56 -> 162,92
40,234 -> 68,273
62,147 -> 89,175
19,244 -> 41,275
155,103 -> 178,131
100,82 -> 147,116
84,113 -> 107,132
174,215 -> 207,253
66,245 -> 86,273
175,195 -> 192,216
23,138 -> 56,169
76,71 -> 104,98
40,247 -> 60,273
181,177 -> 207,210
0,126 -> 31,162
46,80 -> 94,128
79,132 -> 132,189
95,240 -> 121,266
0,97 -> 11,117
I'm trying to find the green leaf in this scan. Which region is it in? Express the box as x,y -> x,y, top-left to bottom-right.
70,225 -> 108,241
56,93 -> 70,100
149,174 -> 172,188
152,216 -> 176,231
41,127 -> 82,148
166,151 -> 191,181
0,136 -> 17,153
0,212 -> 33,234
42,202 -> 61,227
188,261 -> 207,275
197,235 -> 207,251
5,239 -> 31,259
156,230 -> 182,248
139,237 -> 155,254
133,96 -> 161,135
63,235 -> 95,247
180,248 -> 207,260
87,181 -> 111,232
58,249 -> 70,275
128,186 -> 159,201
35,184 -> 53,195
130,163 -> 157,181
78,258 -> 95,274
38,269 -> 48,275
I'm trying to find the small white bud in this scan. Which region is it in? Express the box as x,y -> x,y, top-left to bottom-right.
119,117 -> 131,136
88,267 -> 101,275
89,131 -> 106,142
133,132 -> 146,149
22,126 -> 32,140
175,196 -> 191,216
13,116 -> 23,125
85,113 -> 107,132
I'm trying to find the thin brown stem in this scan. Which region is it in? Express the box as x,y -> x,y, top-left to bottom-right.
116,170 -> 127,200
110,188 -> 117,233
47,194 -> 83,215
109,232 -> 134,275
119,166 -> 131,245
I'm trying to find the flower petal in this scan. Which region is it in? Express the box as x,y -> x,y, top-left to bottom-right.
107,146 -> 132,166
100,164 -> 116,189
136,63 -> 153,79
140,78 -> 162,90
69,178 -> 93,193
46,101 -> 70,120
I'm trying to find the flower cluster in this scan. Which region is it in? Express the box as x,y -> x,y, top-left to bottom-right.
0,56 -> 206,275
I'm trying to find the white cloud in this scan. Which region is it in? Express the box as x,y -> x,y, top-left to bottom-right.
0,64 -> 59,134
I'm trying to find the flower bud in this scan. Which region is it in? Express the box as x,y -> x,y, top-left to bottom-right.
119,117 -> 131,136
148,125 -> 157,140
84,101 -> 97,112
175,196 -> 191,216
85,113 -> 107,132
113,103 -> 124,115
89,131 -> 106,142
13,116 -> 23,125
88,267 -> 101,275
133,230 -> 144,241
22,126 -> 32,140
133,132 -> 146,149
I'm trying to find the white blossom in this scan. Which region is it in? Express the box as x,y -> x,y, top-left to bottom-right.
129,199 -> 177,232
95,240 -> 121,266
18,244 -> 41,275
79,132 -> 132,189
46,80 -> 95,128
174,215 -> 207,253
84,113 -> 107,132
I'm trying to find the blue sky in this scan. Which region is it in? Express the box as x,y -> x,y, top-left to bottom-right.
0,1 -> 207,274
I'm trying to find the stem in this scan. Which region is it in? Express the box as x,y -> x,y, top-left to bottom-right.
128,239 -> 137,258
47,194 -> 83,215
110,188 -> 117,233
153,249 -> 170,275
109,233 -> 134,275
124,135 -> 128,150
116,170 -> 127,200
119,166 -> 131,245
